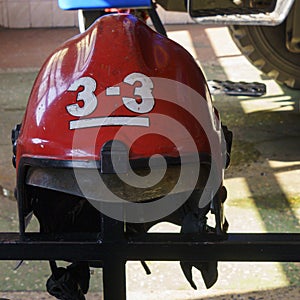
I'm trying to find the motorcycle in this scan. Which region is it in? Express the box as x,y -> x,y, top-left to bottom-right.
175,0 -> 300,89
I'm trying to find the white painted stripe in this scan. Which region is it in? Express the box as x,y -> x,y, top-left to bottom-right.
70,116 -> 150,129
106,86 -> 121,96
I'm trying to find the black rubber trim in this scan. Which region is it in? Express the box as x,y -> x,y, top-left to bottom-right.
18,154 -> 211,171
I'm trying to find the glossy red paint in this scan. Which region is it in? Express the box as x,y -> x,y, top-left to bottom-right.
16,14 -> 218,170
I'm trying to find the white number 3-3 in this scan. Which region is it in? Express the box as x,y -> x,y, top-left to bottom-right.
66,72 -> 154,117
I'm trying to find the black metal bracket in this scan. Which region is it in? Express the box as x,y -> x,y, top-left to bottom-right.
0,230 -> 300,299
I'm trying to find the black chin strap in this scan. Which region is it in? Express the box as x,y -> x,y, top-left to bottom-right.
147,1 -> 168,36
47,261 -> 89,300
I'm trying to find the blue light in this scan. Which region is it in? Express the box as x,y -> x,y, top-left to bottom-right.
58,0 -> 151,10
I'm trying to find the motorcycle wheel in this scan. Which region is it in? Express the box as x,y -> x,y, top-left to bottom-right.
229,21 -> 300,89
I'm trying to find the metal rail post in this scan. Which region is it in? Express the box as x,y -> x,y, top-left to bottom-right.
100,210 -> 127,300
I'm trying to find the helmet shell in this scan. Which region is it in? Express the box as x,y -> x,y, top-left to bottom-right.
16,14 -> 217,170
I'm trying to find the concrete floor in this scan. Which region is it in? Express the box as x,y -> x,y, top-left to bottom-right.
0,22 -> 300,299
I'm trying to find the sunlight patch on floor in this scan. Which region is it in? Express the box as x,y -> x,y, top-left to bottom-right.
240,96 -> 294,114
167,30 -> 197,58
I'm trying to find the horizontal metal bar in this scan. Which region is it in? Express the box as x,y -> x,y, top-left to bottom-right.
190,0 -> 295,26
0,232 -> 300,262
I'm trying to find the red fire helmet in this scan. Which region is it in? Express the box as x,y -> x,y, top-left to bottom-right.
13,14 -> 227,231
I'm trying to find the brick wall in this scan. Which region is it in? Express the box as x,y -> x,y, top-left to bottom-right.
0,0 -> 193,28
0,0 -> 78,28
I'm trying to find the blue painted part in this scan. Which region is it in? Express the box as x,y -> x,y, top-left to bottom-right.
58,0 -> 151,10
